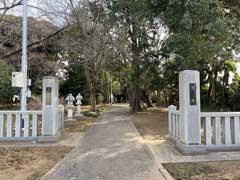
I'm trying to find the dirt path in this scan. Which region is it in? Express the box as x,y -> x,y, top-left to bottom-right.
131,107 -> 168,141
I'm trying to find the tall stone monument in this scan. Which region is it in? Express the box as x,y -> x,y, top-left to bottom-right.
179,70 -> 201,145
42,76 -> 59,137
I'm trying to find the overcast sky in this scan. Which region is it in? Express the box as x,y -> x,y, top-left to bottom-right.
8,0 -> 39,17
6,0 -> 67,25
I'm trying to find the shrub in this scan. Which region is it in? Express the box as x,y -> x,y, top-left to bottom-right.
229,93 -> 240,111
0,61 -> 18,104
82,111 -> 99,117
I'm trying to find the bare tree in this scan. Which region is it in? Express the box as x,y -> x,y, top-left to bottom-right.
63,0 -> 110,111
0,0 -> 23,24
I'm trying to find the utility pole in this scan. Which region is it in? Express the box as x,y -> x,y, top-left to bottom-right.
21,0 -> 28,111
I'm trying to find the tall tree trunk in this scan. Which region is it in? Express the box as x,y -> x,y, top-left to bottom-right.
89,82 -> 97,112
221,70 -> 230,108
156,89 -> 162,107
223,71 -> 229,86
130,83 -> 142,112
123,6 -> 141,112
130,53 -> 142,112
141,90 -> 152,108
84,61 -> 97,112
208,70 -> 217,105
128,17 -> 142,112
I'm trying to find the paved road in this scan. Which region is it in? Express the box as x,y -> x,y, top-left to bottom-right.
42,107 -> 166,180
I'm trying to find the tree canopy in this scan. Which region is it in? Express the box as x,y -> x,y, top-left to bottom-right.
1,0 -> 240,112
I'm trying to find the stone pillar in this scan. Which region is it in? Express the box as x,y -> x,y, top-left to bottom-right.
42,76 -> 59,136
168,105 -> 176,137
66,93 -> 75,121
111,93 -> 114,104
76,93 -> 83,116
179,70 -> 201,145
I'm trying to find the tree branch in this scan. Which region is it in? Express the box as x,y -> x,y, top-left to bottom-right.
0,0 -> 23,11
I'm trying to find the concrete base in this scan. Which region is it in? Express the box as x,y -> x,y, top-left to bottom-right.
38,132 -> 63,143
0,137 -> 37,142
176,141 -> 208,155
37,131 -> 62,143
37,136 -> 59,143
0,133 -> 62,143
175,140 -> 240,155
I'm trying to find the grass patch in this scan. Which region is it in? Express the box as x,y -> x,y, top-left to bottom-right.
81,104 -> 111,118
82,111 -> 99,118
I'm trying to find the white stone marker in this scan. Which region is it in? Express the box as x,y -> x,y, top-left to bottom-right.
179,70 -> 201,145
42,76 -> 59,136
168,105 -> 177,137
76,93 -> 83,116
66,93 -> 75,120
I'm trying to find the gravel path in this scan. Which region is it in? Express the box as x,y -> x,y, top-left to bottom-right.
42,106 -> 166,180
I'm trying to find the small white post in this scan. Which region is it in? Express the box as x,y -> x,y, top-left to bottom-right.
225,117 -> 231,145
168,105 -> 176,137
66,93 -> 75,121
205,117 -> 212,145
234,116 -> 240,144
215,116 -> 222,145
0,114 -> 3,137
76,93 -> 84,116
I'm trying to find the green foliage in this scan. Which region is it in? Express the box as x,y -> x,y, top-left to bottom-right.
160,59 -> 180,105
60,62 -> 88,104
104,58 -> 131,103
162,0 -> 231,70
229,74 -> 240,111
151,0 -> 240,108
224,60 -> 237,73
1,0 -> 239,111
229,93 -> 240,111
97,94 -> 104,104
60,62 -> 113,105
112,80 -> 121,95
0,61 -> 18,104
0,15 -> 60,95
98,71 -> 112,103
106,0 -> 165,111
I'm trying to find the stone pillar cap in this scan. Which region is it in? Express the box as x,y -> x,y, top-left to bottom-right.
180,70 -> 200,74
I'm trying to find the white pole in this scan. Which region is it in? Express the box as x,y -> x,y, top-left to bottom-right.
21,0 -> 28,111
